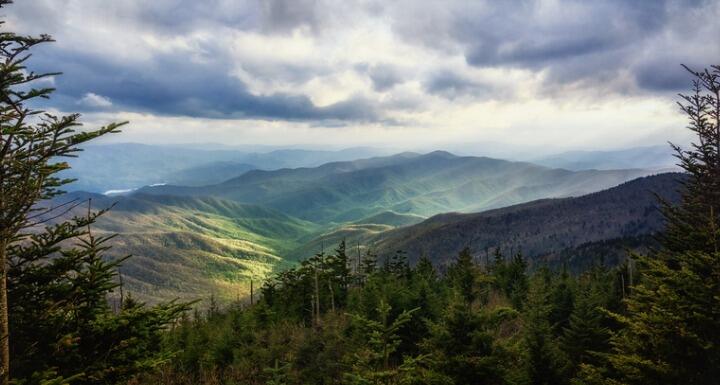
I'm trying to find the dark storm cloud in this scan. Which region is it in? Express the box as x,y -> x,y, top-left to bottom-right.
32,47 -> 379,122
389,0 -> 719,93
10,0 -> 720,125
260,0 -> 322,33
366,64 -> 405,92
635,61 -> 696,92
424,71 -> 493,99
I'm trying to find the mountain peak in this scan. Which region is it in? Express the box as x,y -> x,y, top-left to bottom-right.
423,150 -> 457,159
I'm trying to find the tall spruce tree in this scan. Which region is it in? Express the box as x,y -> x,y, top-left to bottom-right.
523,273 -> 567,385
582,65 -> 720,385
447,247 -> 477,304
660,65 -> 720,254
0,3 -> 189,383
0,4 -> 117,382
344,301 -> 421,385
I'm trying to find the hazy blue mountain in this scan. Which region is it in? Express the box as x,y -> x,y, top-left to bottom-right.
352,211 -> 427,227
142,151 -> 655,223
369,173 -> 683,268
533,145 -> 678,171
237,147 -> 392,169
61,143 -> 389,193
165,162 -> 257,186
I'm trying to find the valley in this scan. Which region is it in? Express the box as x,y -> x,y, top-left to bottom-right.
47,149 -> 674,304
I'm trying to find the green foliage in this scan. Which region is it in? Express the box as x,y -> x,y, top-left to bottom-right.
490,251 -> 529,309
8,204 -> 191,385
587,250 -> 720,385
522,273 -> 568,385
660,66 -> 720,255
577,65 -> 720,385
0,5 -> 190,383
446,247 -> 477,304
344,301 -> 421,385
423,297 -> 510,385
150,245 -> 627,385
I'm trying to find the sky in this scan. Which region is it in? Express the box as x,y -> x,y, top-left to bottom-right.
5,0 -> 719,153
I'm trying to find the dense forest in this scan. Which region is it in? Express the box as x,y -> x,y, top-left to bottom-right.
2,2 -> 720,385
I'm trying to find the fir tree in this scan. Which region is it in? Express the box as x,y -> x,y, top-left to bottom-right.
0,4 -> 189,383
345,301 -> 420,385
423,295 -> 508,384
523,274 -> 567,385
660,65 -> 720,255
583,65 -> 720,385
560,283 -> 609,380
446,247 -> 476,304
360,248 -> 378,282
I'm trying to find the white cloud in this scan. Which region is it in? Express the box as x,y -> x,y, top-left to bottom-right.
79,92 -> 113,108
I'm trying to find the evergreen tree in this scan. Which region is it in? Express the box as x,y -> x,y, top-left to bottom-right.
446,247 -> 476,304
548,267 -> 575,334
9,204 -> 190,384
660,65 -> 720,255
414,255 -> 435,282
0,13 -> 121,384
344,301 -> 420,385
423,296 -> 509,384
583,65 -> 720,385
523,274 -> 567,385
560,283 -> 609,380
491,252 -> 528,310
264,360 -> 290,385
327,239 -> 351,309
0,5 -> 189,383
360,248 -> 378,282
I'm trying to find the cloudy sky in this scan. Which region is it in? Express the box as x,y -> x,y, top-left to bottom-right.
5,0 -> 719,153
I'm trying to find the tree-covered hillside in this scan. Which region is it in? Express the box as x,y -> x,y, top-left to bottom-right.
371,173 -> 682,267
38,192 -> 320,304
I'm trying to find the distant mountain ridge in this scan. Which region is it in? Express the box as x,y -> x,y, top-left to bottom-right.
62,143 -> 390,192
533,145 -> 678,171
369,173 -> 683,268
141,151 -> 655,223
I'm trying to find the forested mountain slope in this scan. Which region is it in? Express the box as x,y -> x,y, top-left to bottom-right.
41,192 -> 320,303
370,173 -> 683,268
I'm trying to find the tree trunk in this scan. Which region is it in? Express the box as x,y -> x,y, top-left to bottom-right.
314,269 -> 321,325
0,240 -> 9,385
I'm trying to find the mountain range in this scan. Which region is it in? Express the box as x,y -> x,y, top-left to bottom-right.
141,151 -> 653,223
61,143 -> 390,192
45,148 -> 679,303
